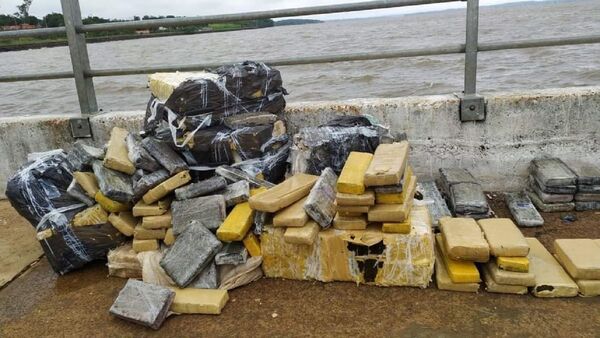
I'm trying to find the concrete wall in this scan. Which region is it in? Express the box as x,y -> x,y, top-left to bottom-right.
1,86 -> 599,198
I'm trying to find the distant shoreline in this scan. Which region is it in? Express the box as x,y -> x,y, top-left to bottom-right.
0,19 -> 323,53
0,26 -> 265,52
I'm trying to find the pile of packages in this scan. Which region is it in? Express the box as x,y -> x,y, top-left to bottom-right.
438,168 -> 490,219
260,140 -> 434,287
6,61 -> 290,329
8,60 -> 600,330
435,216 -> 585,297
527,157 -> 600,212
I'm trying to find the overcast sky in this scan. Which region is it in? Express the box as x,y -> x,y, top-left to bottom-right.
1,0 -> 549,20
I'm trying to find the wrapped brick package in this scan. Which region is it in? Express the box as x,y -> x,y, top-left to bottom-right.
6,151 -> 126,274
261,205 -> 434,287
290,116 -> 394,176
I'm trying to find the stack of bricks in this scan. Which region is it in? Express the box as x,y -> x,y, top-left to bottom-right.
435,217 -> 487,293
527,157 -> 577,212
333,141 -> 415,234
434,216 -> 582,297
478,219 -> 534,295
249,168 -> 338,246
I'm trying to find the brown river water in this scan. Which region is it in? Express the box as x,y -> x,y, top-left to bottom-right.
0,0 -> 599,116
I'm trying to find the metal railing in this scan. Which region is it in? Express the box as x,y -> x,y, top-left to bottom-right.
1,0 -> 600,125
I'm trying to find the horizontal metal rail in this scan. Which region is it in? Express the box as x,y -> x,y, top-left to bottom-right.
478,34 -> 600,52
0,71 -> 74,82
80,0 -> 458,33
0,26 -> 66,39
0,0 -> 457,39
1,34 -> 599,83
89,45 -> 466,77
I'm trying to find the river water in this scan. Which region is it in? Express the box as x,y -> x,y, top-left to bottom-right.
0,0 -> 599,116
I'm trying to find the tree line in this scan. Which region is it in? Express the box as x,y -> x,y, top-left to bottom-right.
0,0 -> 274,33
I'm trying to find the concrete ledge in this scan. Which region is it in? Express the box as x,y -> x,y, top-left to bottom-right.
1,86 -> 599,198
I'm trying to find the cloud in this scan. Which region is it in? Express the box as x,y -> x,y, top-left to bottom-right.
2,0 -> 548,20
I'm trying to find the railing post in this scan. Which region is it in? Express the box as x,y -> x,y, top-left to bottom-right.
61,0 -> 97,118
460,0 -> 485,122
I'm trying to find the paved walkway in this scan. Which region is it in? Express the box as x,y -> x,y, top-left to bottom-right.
1,198 -> 599,337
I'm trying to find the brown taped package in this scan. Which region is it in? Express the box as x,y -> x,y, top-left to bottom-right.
364,141 -> 409,187
336,191 -> 375,206
554,239 -> 600,280
273,197 -> 308,228
483,261 -> 535,286
478,218 -> 529,257
440,217 -> 489,262
333,213 -> 367,230
482,266 -> 528,294
249,173 -> 318,213
143,171 -> 191,204
284,221 -> 320,245
527,237 -> 578,298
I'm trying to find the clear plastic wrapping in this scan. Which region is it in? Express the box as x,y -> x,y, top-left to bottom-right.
5,151 -> 126,275
261,204 -> 434,287
141,62 -> 289,184
290,115 -> 392,176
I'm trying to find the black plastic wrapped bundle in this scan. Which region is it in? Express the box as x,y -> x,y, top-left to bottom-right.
291,121 -> 383,175
5,151 -> 125,274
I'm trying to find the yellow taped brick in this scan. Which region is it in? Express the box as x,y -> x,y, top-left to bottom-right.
273,197 -> 308,227
339,211 -> 363,217
132,239 -> 159,252
250,187 -> 267,196
368,198 -> 413,223
333,213 -> 367,230
528,237 -> 578,298
148,72 -> 212,101
576,279 -> 600,297
132,199 -> 169,217
95,191 -> 131,213
142,211 -> 172,229
72,204 -> 108,227
134,225 -> 166,240
435,234 -> 480,283
382,215 -> 411,234
217,202 -> 255,242
375,193 -> 403,204
336,191 -> 375,206
554,238 -> 600,280
364,141 -> 409,187
249,173 -> 318,212
284,220 -> 320,245
376,173 -> 417,205
440,217 -> 489,262
164,228 -> 175,246
478,218 -> 529,257
435,246 -> 479,293
243,232 -> 261,257
337,205 -> 370,214
73,171 -> 99,198
169,287 -> 229,314
103,127 -> 136,175
497,256 -> 529,273
336,152 -> 373,194
107,211 -> 137,236
143,171 -> 191,204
